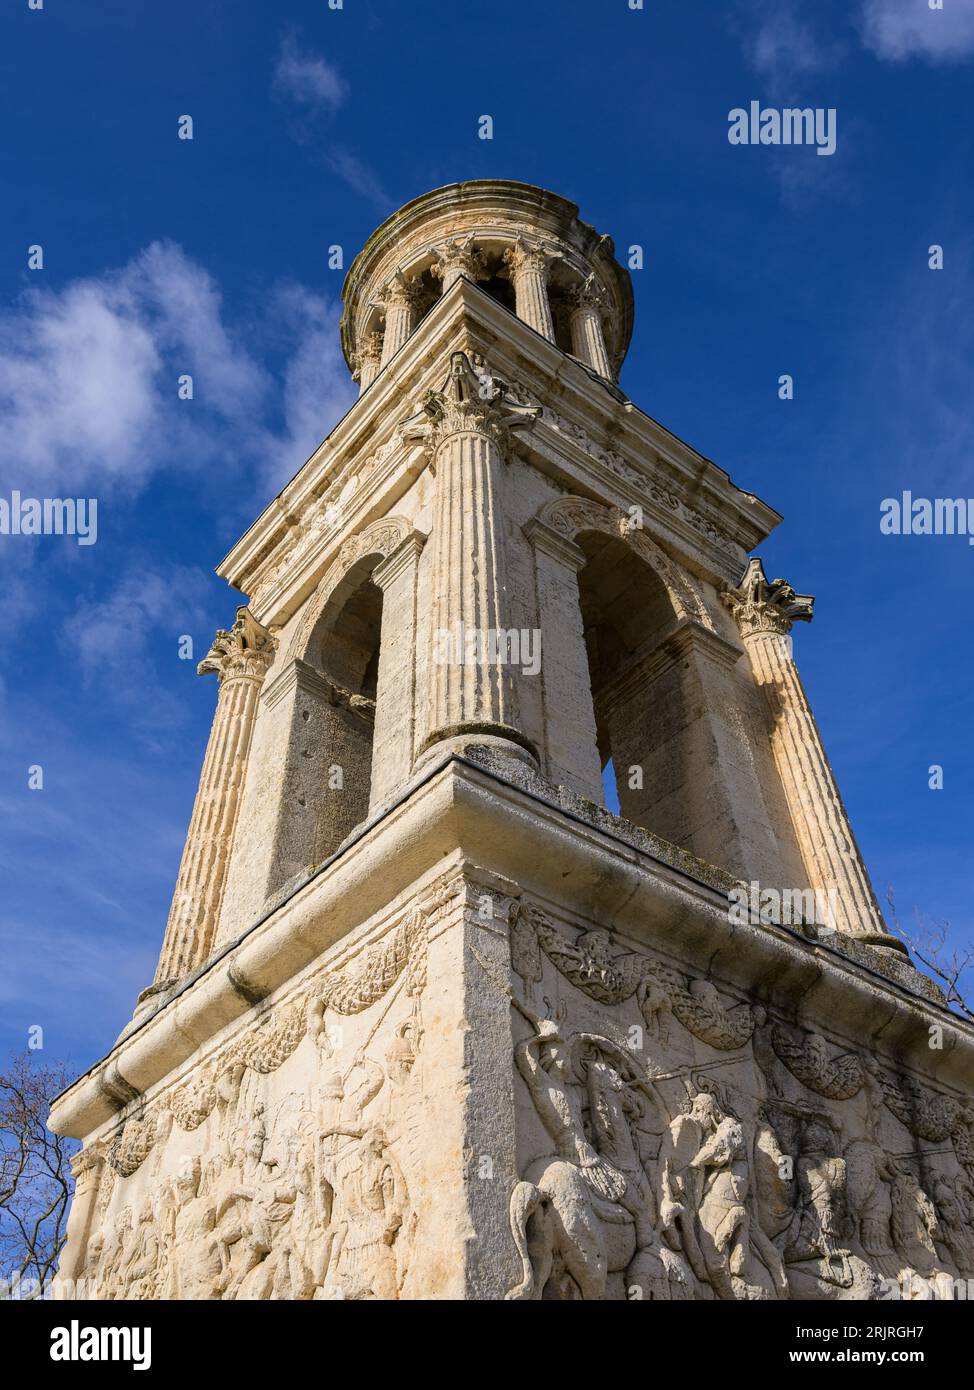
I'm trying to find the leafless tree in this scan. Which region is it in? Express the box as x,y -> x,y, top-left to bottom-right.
887,889 -> 974,1024
0,1052 -> 76,1297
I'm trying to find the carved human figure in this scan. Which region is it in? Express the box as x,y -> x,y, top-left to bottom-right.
578,1042 -> 658,1248
658,1093 -> 719,1286
315,1054 -> 410,1300
636,973 -> 672,1048
321,1122 -> 408,1300
506,1008 -> 678,1300
98,1205 -> 131,1296
690,1113 -> 755,1298
165,1158 -> 223,1300
786,1120 -> 851,1286
844,1138 -> 897,1261
932,1176 -> 974,1274
890,1167 -> 941,1270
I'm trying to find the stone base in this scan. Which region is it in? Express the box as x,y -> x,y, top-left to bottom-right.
49,756 -> 974,1300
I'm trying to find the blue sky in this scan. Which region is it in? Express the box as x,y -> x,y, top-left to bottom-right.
1,0 -> 972,1074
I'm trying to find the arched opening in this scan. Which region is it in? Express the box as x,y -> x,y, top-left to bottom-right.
316,571 -> 383,704
263,561 -> 383,898
304,566 -> 383,861
575,531 -> 681,838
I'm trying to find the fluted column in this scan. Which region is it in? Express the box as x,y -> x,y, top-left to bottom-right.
379,270 -> 424,366
569,274 -> 613,379
504,236 -> 558,342
430,235 -> 488,293
722,559 -> 905,954
400,352 -> 540,763
154,608 -> 276,984
353,331 -> 384,395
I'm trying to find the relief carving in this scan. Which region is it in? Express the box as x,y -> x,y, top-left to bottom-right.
519,905 -> 759,1052
75,886 -> 454,1299
504,897 -> 974,1300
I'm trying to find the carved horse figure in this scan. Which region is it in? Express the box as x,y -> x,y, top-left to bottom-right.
506,1020 -> 679,1300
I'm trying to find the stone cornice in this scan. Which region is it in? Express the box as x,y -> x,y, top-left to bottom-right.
521,516 -> 588,571
261,657 -> 375,719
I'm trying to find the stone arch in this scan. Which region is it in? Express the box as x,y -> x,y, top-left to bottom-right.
287,516 -> 417,664
535,495 -> 714,631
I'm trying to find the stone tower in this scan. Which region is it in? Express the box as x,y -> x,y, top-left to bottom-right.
51,181 -> 974,1302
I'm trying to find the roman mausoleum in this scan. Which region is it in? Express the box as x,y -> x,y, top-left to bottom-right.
50,180 -> 974,1300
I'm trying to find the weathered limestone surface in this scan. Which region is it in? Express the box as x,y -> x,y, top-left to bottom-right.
50,180 -> 972,1301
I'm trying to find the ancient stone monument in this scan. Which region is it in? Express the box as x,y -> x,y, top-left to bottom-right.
50,180 -> 974,1300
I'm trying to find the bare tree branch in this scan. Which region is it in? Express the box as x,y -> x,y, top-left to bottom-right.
0,1052 -> 77,1297
887,889 -> 974,1024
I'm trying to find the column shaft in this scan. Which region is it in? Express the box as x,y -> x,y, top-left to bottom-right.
526,521 -> 602,800
744,631 -> 889,942
370,534 -> 425,807
154,610 -> 275,982
570,304 -> 612,378
399,352 -> 540,762
380,273 -> 422,366
723,558 -> 902,951
355,333 -> 383,395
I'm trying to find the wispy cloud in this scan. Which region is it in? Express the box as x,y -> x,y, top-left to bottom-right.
270,33 -> 391,213
733,0 -> 844,95
66,564 -> 211,685
327,148 -> 393,213
860,0 -> 974,64
257,284 -> 356,490
272,32 -> 348,109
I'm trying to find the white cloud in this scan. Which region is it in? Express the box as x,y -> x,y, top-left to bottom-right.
0,242 -> 354,505
0,243 -> 268,493
273,33 -> 348,109
861,0 -> 974,63
327,148 -> 393,213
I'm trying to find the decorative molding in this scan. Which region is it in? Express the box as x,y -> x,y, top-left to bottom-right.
533,494 -> 715,631
286,514 -> 419,663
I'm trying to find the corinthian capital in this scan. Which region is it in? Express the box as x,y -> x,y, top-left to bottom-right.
379,267 -> 424,310
199,607 -> 277,683
429,235 -> 488,287
721,558 -> 814,639
351,331 -> 383,382
398,352 -> 540,457
568,272 -> 607,312
503,234 -> 560,280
